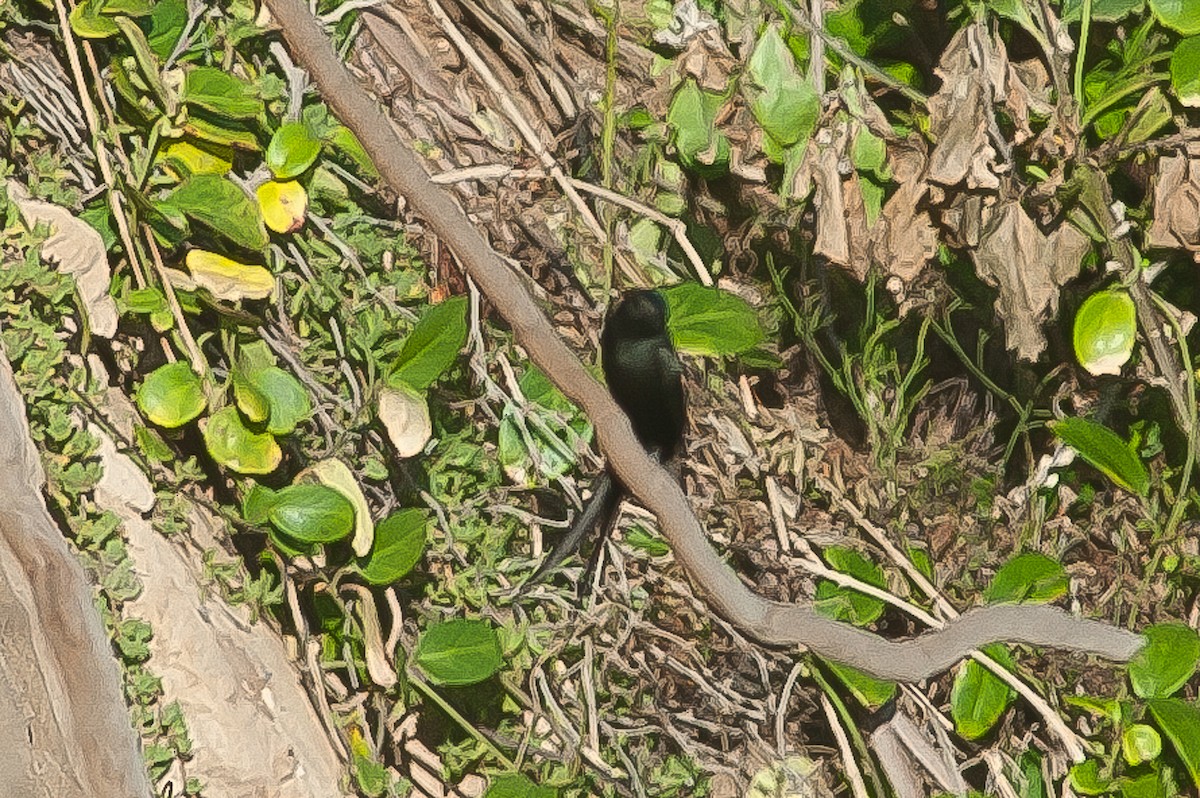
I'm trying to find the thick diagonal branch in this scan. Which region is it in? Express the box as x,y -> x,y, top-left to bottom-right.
262,0 -> 1144,680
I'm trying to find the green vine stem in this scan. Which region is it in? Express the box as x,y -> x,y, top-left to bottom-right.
1147,290 -> 1198,540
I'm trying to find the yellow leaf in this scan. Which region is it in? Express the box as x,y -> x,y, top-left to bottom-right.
256,180 -> 308,234
161,140 -> 234,177
185,249 -> 274,301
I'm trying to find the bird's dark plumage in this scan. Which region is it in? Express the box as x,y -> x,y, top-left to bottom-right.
525,289 -> 686,587
600,289 -> 686,460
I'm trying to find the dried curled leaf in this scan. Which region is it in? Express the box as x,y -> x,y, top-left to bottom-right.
1147,149 -> 1200,261
870,142 -> 938,283
794,120 -> 871,279
378,386 -> 431,458
973,201 -> 1091,360
926,26 -> 1003,190
6,181 -> 118,336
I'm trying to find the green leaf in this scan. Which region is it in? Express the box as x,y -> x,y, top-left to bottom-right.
1018,751 -> 1049,798
813,547 -> 886,625
739,346 -> 784,369
627,217 -> 666,274
1070,759 -> 1112,795
305,458 -> 373,556
1170,36 -> 1200,107
242,483 -> 279,525
414,618 -> 503,686
266,121 -> 323,180
824,660 -> 897,710
114,16 -> 171,115
70,0 -> 119,38
232,370 -> 270,424
1074,290 -> 1137,376
1130,623 -> 1200,698
1122,724 -> 1162,766
163,174 -> 269,251
136,361 -> 207,428
80,199 -> 118,250
203,406 -> 281,475
497,409 -> 529,481
388,296 -> 469,390
984,552 -> 1068,604
182,66 -> 264,119
352,753 -> 388,798
666,78 -> 730,177
746,24 -> 820,148
126,287 -> 168,315
1120,770 -> 1174,798
1126,88 -> 1173,145
246,366 -> 311,435
234,339 -> 274,374
329,125 -> 377,178
989,0 -> 1043,39
146,0 -> 188,59
135,190 -> 190,248
484,773 -> 558,798
860,176 -> 885,226
909,545 -> 934,581
1147,698 -> 1200,787
662,284 -> 765,357
851,127 -> 887,176
99,0 -> 153,15
1061,0 -> 1144,22
359,509 -> 428,585
498,405 -> 577,482
182,116 -> 260,151
625,525 -> 671,557
1050,416 -> 1150,496
520,365 -> 580,415
950,644 -> 1015,740
115,618 -> 153,662
160,139 -> 234,177
268,484 -> 355,544
1150,0 -> 1200,34
125,287 -> 174,332
134,424 -> 174,462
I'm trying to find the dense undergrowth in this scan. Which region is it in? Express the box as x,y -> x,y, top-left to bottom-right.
3,0 -> 1200,795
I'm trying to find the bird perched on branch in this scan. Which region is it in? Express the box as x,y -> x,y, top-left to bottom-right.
525,289 -> 686,588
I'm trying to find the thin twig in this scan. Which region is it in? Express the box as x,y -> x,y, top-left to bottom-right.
785,2 -> 928,108
582,636 -> 601,754
431,163 -> 713,286
52,0 -> 146,287
422,0 -> 641,284
820,693 -> 871,798
569,178 -> 713,287
319,0 -> 380,24
775,660 -> 805,756
142,227 -> 207,379
1148,290 -> 1198,539
806,0 -> 825,95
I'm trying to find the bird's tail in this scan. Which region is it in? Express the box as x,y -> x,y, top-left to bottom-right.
522,471 -> 623,590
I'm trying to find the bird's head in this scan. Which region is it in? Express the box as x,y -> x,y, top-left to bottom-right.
605,289 -> 669,339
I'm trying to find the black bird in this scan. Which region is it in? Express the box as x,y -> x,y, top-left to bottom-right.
526,289 -> 686,587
